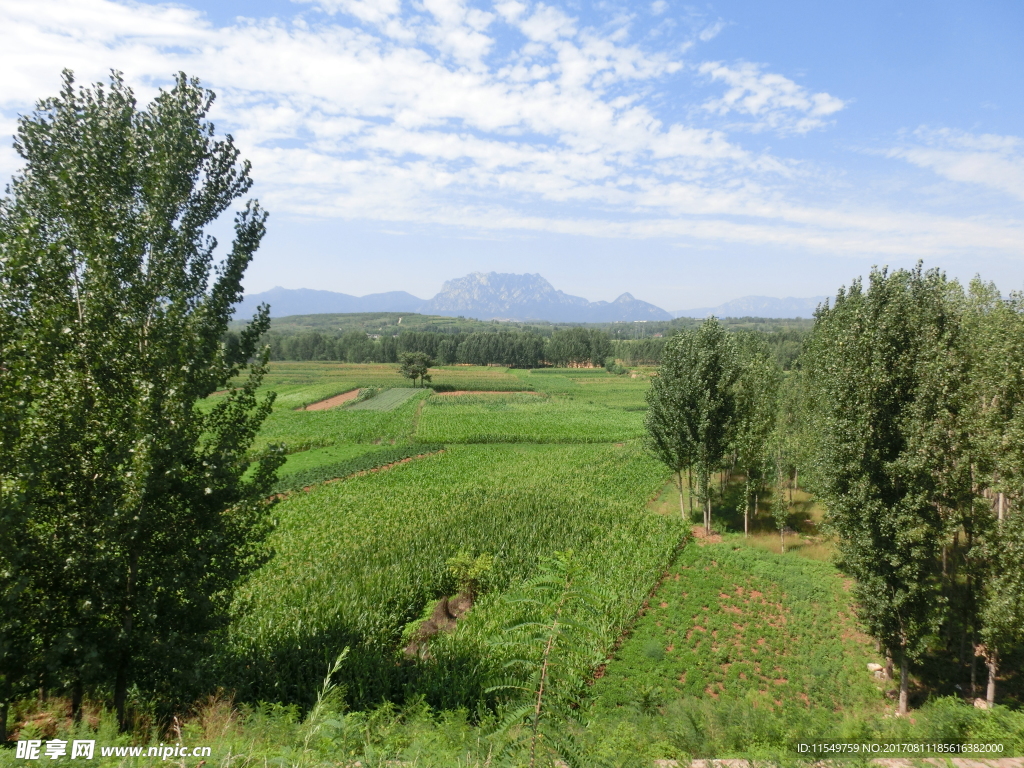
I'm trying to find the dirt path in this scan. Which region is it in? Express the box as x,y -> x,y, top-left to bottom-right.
301,389 -> 361,410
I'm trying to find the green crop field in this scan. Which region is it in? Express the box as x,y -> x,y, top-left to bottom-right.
223,442 -> 684,708
591,541 -> 881,714
347,387 -> 423,410
275,442 -> 392,476
415,392 -> 646,443
251,390 -> 429,453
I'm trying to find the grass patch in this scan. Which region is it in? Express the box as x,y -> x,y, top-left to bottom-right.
591,541 -> 882,715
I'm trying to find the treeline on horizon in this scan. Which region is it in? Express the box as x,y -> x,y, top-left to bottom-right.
240,324 -> 807,370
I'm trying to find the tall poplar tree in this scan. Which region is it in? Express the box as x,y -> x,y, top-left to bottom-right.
732,333 -> 781,537
0,71 -> 283,726
803,264 -> 961,714
645,319 -> 737,533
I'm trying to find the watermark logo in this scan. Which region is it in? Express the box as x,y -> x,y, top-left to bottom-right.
15,740 -> 210,760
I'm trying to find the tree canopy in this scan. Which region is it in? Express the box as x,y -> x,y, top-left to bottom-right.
0,70 -> 282,729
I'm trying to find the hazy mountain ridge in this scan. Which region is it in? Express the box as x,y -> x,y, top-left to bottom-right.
235,274 -> 824,322
420,273 -> 671,322
233,287 -> 426,318
673,295 -> 827,320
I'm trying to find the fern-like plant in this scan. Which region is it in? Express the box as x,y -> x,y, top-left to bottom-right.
487,552 -> 609,768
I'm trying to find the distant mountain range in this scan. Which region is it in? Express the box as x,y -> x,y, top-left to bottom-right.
673,296 -> 827,319
233,273 -> 825,322
234,272 -> 670,322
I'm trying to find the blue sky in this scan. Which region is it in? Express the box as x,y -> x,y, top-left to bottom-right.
1,0 -> 1022,310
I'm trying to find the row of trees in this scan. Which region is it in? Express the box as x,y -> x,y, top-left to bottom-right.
645,322 -> 788,538
804,266 -> 1024,714
260,326 -> 611,368
612,330 -> 807,369
0,73 -> 280,734
262,326 -> 809,371
645,266 -> 1024,714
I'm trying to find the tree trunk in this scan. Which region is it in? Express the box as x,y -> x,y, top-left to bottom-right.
677,471 -> 686,521
688,468 -> 693,515
780,525 -> 785,554
744,482 -> 749,538
898,650 -> 909,715
986,652 -> 997,707
706,497 -> 712,536
72,679 -> 84,723
885,651 -> 893,680
116,551 -> 138,732
997,492 -> 1005,522
970,635 -> 978,699
115,662 -> 128,732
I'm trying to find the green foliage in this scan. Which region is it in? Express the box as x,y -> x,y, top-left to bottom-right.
488,552 -> 610,768
802,265 -> 957,710
547,327 -> 613,367
398,351 -> 436,387
732,332 -> 782,535
605,357 -> 629,375
446,552 -> 495,601
270,444 -> 445,495
980,511 -> 1024,671
645,318 -> 739,531
0,70 -> 281,721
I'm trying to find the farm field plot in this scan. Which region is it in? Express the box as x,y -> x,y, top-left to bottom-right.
591,541 -> 881,715
252,390 -> 429,453
257,362 -> 409,389
225,443 -> 684,708
347,387 -> 423,410
257,361 -> 529,392
414,392 -> 646,443
512,368 -> 651,409
429,365 -> 534,390
275,442 -> 386,475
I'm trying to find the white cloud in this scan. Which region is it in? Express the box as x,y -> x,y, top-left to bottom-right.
888,128 -> 1024,202
650,1 -> 668,16
698,60 -> 845,134
698,20 -> 724,42
0,0 -> 1021,264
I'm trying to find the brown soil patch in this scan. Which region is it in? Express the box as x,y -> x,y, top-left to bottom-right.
691,525 -> 723,544
301,389 -> 361,410
403,592 -> 474,658
432,390 -> 540,396
210,389 -> 229,396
